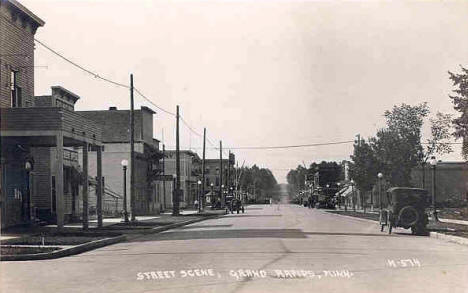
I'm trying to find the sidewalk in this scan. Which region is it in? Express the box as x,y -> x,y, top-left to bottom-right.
1,209 -> 226,261
1,209 -> 224,241
334,206 -> 468,226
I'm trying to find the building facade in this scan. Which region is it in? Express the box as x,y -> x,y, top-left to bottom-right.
78,106 -> 164,216
202,154 -> 235,203
163,150 -> 201,208
1,0 -> 104,229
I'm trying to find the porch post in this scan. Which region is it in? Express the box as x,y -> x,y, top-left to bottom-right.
56,132 -> 64,229
97,145 -> 103,228
82,143 -> 89,230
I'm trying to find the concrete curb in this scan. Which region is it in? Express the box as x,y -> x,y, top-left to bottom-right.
429,232 -> 468,246
323,210 -> 378,224
325,210 -> 468,247
1,235 -> 126,261
1,214 -> 222,261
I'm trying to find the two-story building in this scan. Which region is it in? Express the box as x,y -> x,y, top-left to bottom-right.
0,0 -> 103,229
202,153 -> 235,203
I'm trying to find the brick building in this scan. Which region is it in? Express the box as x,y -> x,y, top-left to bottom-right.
411,161 -> 468,206
202,154 -> 235,204
1,0 -> 103,229
78,106 -> 164,216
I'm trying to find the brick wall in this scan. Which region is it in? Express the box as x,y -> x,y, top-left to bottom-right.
411,162 -> 468,206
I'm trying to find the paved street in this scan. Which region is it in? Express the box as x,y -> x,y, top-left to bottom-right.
2,203 -> 468,293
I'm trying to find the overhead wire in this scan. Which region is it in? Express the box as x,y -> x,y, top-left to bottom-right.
34,38 -> 227,147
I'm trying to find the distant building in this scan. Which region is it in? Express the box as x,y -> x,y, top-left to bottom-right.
78,106 -> 164,216
411,161 -> 468,206
163,150 -> 201,208
202,154 -> 235,203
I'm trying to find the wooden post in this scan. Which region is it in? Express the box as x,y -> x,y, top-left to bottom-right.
97,145 -> 103,227
56,132 -> 64,229
82,142 -> 89,230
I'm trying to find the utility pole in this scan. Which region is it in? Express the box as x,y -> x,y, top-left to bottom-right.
219,141 -> 223,206
162,144 -> 166,211
173,105 -> 181,216
227,150 -> 231,197
201,128 -> 206,210
130,74 -> 136,221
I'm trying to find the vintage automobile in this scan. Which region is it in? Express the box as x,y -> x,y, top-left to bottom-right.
379,187 -> 430,235
225,196 -> 245,214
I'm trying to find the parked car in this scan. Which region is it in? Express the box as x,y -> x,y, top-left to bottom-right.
380,187 -> 430,235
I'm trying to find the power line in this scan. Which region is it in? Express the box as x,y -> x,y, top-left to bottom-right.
34,38 -> 129,89
224,140 -> 355,150
133,88 -> 175,116
34,38 -> 228,147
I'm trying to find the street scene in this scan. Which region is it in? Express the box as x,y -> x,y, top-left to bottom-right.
3,203 -> 468,293
2,0 -> 468,292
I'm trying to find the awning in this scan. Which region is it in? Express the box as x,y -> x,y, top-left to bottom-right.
336,186 -> 353,197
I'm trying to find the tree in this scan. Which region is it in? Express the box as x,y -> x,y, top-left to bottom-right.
239,165 -> 277,201
350,139 -> 379,193
372,103 -> 429,186
419,112 -> 454,187
449,66 -> 468,159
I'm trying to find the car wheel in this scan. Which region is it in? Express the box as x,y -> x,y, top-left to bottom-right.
398,206 -> 419,227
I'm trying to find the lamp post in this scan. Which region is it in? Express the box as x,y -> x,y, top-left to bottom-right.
430,156 -> 439,222
210,183 -> 214,207
121,160 -> 129,223
350,180 -> 355,212
25,161 -> 33,222
337,182 -> 341,209
377,173 -> 383,212
197,180 -> 202,212
221,184 -> 225,207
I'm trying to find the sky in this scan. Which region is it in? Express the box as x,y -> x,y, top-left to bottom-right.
22,0 -> 468,183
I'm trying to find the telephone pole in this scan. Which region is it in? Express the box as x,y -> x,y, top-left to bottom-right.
173,105 -> 181,216
130,74 -> 136,221
219,141 -> 223,206
227,150 -> 231,197
201,128 -> 206,210
162,144 -> 166,211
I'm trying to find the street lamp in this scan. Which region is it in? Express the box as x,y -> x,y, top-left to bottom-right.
197,180 -> 202,212
350,180 -> 355,212
25,160 -> 33,221
121,159 -> 129,223
221,184 -> 225,207
210,183 -> 214,207
377,172 -> 383,212
337,182 -> 341,209
429,156 -> 439,221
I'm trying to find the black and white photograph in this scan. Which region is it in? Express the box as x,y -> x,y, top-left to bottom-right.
1,0 -> 468,292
